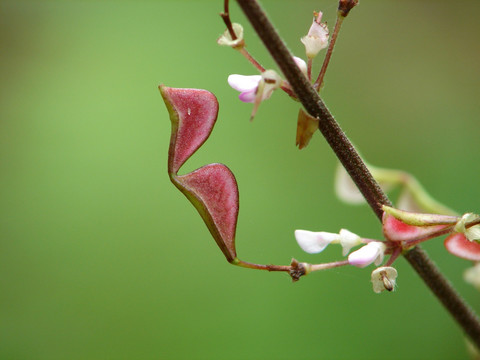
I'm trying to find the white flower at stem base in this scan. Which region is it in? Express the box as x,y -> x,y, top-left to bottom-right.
217,23 -> 244,48
348,241 -> 386,268
301,12 -> 329,59
454,213 -> 480,242
295,228 -> 362,255
371,266 -> 398,293
464,263 -> 480,291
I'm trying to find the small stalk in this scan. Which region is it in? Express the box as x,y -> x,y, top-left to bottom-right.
220,0 -> 266,73
235,259 -> 290,272
220,0 -> 237,41
385,246 -> 402,266
239,48 -> 265,72
314,15 -> 344,91
310,260 -> 349,272
307,58 -> 313,81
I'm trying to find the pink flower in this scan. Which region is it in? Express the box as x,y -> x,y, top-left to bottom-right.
228,74 -> 263,103
348,241 -> 386,268
227,57 -> 306,104
228,69 -> 281,104
228,70 -> 283,120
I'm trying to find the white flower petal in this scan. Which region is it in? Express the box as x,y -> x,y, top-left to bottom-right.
228,74 -> 261,92
348,242 -> 386,268
374,250 -> 385,266
301,17 -> 329,59
295,230 -> 340,254
371,266 -> 398,293
293,56 -> 307,77
339,229 -> 362,256
466,225 -> 480,242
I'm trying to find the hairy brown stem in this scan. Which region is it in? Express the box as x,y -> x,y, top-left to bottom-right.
235,0 -> 480,347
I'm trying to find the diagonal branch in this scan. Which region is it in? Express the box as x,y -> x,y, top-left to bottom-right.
235,0 -> 480,347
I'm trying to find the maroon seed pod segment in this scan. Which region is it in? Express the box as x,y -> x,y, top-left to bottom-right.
160,85 -> 239,263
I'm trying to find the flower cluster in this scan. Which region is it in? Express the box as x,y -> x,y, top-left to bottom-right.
295,206 -> 480,293
214,3 -> 480,295
295,228 -> 397,293
218,10 -> 329,124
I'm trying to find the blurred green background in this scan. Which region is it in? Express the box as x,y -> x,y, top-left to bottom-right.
1,0 -> 479,359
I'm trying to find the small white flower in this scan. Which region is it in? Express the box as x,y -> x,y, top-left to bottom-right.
228,70 -> 281,104
338,229 -> 362,256
371,266 -> 398,293
217,23 -> 244,48
301,12 -> 329,59
295,230 -> 340,253
454,213 -> 480,242
464,263 -> 480,291
348,241 -> 386,268
295,228 -> 362,255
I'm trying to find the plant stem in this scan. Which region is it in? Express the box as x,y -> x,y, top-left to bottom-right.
310,260 -> 349,272
235,0 -> 480,347
236,259 -> 291,272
